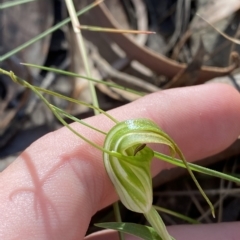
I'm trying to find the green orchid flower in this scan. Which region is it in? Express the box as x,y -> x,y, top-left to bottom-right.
103,118 -> 180,240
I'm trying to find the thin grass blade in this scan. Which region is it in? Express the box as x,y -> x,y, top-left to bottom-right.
0,1 -> 102,61
1,0 -> 34,9
21,63 -> 144,96
77,25 -> 155,34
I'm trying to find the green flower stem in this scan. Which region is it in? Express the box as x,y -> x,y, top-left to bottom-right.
113,202 -> 125,240
144,207 -> 173,240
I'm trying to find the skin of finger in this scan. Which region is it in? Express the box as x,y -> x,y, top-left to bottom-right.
0,84 -> 239,239
84,222 -> 240,240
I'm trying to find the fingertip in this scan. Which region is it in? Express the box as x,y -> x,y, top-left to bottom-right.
142,83 -> 240,160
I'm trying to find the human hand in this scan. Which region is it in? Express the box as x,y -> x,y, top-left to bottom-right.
0,83 -> 239,240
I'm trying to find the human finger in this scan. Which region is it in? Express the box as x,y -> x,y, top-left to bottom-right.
0,84 -> 239,239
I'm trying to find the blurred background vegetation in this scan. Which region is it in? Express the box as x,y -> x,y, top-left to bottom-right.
1,0 -> 240,235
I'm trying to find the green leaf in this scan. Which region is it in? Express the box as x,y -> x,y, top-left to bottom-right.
95,222 -> 165,240
154,151 -> 240,184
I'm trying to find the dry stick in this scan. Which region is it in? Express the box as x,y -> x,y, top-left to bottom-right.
164,0 -> 184,53
65,0 -> 101,115
218,161 -> 237,222
218,165 -> 227,223
185,182 -> 212,223
89,43 -> 159,92
229,23 -> 240,65
197,194 -> 228,222
198,161 -> 238,223
171,30 -> 191,60
198,180 -> 240,222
